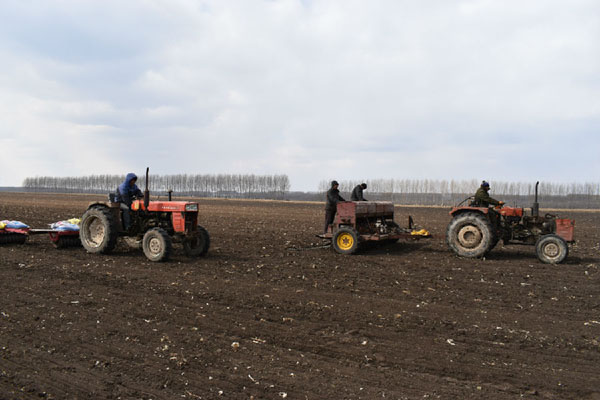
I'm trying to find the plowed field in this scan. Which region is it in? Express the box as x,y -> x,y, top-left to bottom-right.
1,192 -> 599,399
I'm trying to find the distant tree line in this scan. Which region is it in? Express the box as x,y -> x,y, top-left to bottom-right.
22,174 -> 291,199
317,179 -> 600,209
17,175 -> 600,208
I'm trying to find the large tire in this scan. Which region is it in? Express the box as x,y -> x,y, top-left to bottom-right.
183,225 -> 210,257
332,227 -> 359,255
142,228 -> 172,262
535,234 -> 568,264
80,206 -> 118,254
446,212 -> 493,258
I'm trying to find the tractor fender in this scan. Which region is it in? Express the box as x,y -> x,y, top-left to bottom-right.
84,201 -> 122,231
86,201 -> 119,210
449,206 -> 490,217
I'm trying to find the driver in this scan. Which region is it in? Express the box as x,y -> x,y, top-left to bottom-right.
116,172 -> 143,230
474,180 -> 504,208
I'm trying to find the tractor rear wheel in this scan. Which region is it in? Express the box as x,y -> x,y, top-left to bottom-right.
535,234 -> 568,264
183,225 -> 210,257
446,212 -> 493,258
332,227 -> 359,255
80,206 -> 118,254
142,228 -> 172,262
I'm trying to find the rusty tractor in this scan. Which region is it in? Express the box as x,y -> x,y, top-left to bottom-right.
319,201 -> 431,254
446,182 -> 575,263
79,168 -> 210,262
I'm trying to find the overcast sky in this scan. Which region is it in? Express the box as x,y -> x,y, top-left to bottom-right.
0,0 -> 598,191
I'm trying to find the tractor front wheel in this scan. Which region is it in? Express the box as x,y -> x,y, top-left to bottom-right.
183,225 -> 210,257
446,212 -> 493,258
332,227 -> 359,255
142,228 -> 172,262
535,234 -> 568,264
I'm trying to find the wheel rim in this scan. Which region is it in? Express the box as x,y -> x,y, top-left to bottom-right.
86,216 -> 105,247
457,225 -> 482,249
148,237 -> 163,255
543,242 -> 560,259
336,232 -> 354,251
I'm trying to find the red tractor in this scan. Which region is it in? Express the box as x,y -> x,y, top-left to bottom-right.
79,168 -> 210,262
446,182 -> 575,263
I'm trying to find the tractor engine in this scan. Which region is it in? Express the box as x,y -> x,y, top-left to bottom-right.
499,207 -> 557,244
130,211 -> 170,234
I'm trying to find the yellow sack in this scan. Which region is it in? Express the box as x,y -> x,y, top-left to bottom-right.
67,218 -> 81,225
0,221 -> 5,229
411,228 -> 430,236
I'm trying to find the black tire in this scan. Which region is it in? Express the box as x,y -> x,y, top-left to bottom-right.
183,225 -> 210,257
53,235 -> 82,249
535,234 -> 568,264
142,228 -> 172,262
446,212 -> 493,258
16,233 -> 28,244
489,233 -> 500,252
0,233 -> 28,245
80,206 -> 118,254
487,212 -> 502,252
332,227 -> 359,255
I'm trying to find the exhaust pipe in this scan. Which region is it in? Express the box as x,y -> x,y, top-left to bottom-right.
144,167 -> 150,210
168,190 -> 173,202
532,181 -> 539,217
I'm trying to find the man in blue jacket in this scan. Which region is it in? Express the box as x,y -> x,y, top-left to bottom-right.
117,173 -> 143,230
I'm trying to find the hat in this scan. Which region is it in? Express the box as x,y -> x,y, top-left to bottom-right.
481,180 -> 490,188
331,180 -> 339,186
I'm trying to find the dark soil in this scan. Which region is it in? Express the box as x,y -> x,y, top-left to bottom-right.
1,192 -> 599,399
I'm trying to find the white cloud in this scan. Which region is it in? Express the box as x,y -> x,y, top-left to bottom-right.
0,0 -> 598,190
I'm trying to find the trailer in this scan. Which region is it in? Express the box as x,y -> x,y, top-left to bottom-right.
318,201 -> 431,254
0,226 -> 80,248
29,229 -> 81,248
0,226 -> 30,244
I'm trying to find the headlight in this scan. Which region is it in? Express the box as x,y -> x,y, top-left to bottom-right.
185,204 -> 198,212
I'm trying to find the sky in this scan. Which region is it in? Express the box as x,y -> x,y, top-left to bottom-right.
0,0 -> 598,191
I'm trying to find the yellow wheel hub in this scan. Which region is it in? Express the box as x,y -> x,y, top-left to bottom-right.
336,232 -> 355,251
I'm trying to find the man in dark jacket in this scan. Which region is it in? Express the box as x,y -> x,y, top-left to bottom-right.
473,181 -> 504,207
351,183 -> 367,201
116,173 -> 143,230
323,180 -> 345,234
